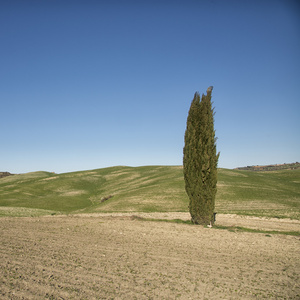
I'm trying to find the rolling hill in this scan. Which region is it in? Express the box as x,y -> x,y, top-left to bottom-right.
0,166 -> 299,219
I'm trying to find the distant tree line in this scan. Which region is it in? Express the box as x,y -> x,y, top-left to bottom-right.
235,162 -> 300,171
0,172 -> 14,179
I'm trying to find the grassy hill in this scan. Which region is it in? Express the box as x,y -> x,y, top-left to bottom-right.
0,166 -> 299,219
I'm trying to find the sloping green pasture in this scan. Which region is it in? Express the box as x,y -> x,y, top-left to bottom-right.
217,168 -> 299,219
0,166 -> 299,219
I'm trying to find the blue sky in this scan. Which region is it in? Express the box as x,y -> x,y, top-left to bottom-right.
1,0 -> 299,174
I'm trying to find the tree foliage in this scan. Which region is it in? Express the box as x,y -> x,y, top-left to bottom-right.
183,87 -> 220,225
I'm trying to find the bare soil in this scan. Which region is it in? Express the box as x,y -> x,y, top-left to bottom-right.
0,213 -> 299,299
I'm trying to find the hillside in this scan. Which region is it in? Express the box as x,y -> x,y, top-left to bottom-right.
0,166 -> 299,219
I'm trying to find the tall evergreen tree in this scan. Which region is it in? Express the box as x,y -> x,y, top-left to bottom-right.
183,86 -> 219,225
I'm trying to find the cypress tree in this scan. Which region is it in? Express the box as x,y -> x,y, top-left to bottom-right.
183,86 -> 220,225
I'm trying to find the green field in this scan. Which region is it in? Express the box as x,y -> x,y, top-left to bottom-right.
0,166 -> 299,219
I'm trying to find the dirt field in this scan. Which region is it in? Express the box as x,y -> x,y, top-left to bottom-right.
0,214 -> 299,299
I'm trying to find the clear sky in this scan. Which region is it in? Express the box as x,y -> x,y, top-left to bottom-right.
1,0 -> 299,174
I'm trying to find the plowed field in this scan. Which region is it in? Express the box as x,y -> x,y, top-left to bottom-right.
1,214 -> 299,299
